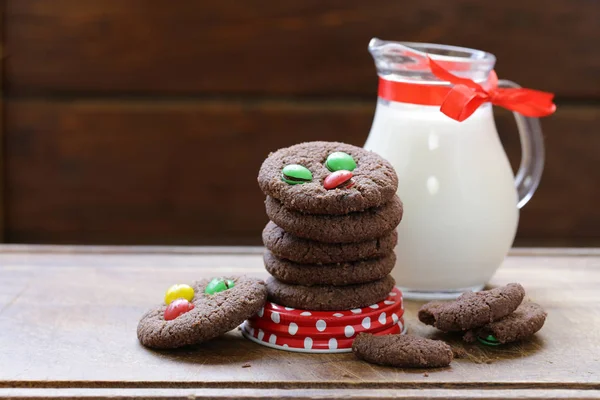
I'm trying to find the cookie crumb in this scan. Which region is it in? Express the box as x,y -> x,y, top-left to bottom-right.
423,373 -> 429,377
242,363 -> 251,368
452,347 -> 467,359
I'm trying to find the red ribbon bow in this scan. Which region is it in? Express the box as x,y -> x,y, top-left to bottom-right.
428,57 -> 556,122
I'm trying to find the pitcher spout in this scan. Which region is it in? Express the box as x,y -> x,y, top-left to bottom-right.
368,38 -> 495,82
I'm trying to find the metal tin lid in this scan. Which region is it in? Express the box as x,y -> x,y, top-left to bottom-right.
242,287 -> 406,353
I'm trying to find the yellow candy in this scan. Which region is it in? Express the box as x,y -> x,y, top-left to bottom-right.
164,284 -> 195,305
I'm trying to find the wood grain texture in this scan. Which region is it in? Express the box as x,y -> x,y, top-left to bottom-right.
0,246 -> 599,400
4,100 -> 600,245
4,0 -> 600,97
2,388 -> 600,400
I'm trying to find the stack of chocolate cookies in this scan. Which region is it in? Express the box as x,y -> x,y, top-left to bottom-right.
257,141 -> 403,311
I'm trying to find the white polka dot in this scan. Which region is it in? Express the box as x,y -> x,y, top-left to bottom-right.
257,307 -> 264,317
378,312 -> 387,325
316,320 -> 327,332
270,303 -> 279,309
398,321 -> 404,331
384,300 -> 395,305
257,329 -> 264,341
283,344 -> 289,348
369,304 -> 379,309
333,313 -> 344,317
269,334 -> 277,344
344,325 -> 354,337
392,313 -> 399,324
300,311 -> 312,316
328,338 -> 338,350
288,322 -> 298,336
389,292 -> 397,296
249,327 -> 255,336
284,307 -> 295,311
350,308 -> 362,314
401,303 -> 405,310
344,325 -> 355,338
304,337 -> 313,349
270,312 -> 281,324
362,317 -> 371,329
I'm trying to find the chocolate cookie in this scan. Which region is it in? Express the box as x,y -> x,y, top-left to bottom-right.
266,275 -> 395,311
264,250 -> 395,286
418,283 -> 525,332
463,302 -> 547,344
258,141 -> 398,215
265,195 -> 403,243
137,276 -> 267,349
263,221 -> 398,264
352,333 -> 454,368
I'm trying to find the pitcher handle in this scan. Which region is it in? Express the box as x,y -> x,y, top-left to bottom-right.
497,79 -> 545,209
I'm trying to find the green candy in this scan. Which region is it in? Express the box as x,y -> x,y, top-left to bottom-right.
326,152 -> 356,172
477,334 -> 501,346
204,278 -> 235,295
282,164 -> 312,185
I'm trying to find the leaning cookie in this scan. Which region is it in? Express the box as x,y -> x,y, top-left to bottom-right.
352,333 -> 454,368
418,283 -> 525,332
266,275 -> 395,311
264,250 -> 395,286
463,302 -> 547,345
137,276 -> 267,349
263,221 -> 398,264
258,141 -> 398,215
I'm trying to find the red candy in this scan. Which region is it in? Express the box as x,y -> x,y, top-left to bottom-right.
164,299 -> 195,321
323,170 -> 353,190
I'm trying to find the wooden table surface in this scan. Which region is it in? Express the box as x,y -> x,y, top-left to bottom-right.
0,246 -> 599,399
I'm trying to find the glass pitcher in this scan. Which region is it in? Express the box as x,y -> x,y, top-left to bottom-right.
364,38 -> 548,299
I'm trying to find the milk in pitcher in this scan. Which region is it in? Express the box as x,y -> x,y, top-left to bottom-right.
365,39 -> 550,299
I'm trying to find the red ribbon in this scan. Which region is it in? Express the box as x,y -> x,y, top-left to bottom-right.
377,57 -> 556,122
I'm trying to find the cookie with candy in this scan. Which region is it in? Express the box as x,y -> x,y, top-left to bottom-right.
462,302 -> 547,345
418,283 -> 547,346
137,276 -> 267,349
257,141 -> 399,215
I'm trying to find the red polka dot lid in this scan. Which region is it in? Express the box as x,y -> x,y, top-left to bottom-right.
242,287 -> 406,353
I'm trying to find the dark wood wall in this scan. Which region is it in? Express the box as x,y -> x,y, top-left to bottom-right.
1,0 -> 599,246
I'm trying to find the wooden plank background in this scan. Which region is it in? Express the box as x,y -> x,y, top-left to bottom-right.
1,0 -> 599,246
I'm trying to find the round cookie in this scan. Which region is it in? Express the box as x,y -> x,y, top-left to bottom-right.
265,275 -> 395,311
258,141 -> 399,215
418,283 -> 526,332
463,302 -> 547,344
264,250 -> 395,286
137,276 -> 267,349
265,195 -> 403,243
353,333 -> 454,368
262,221 -> 398,264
